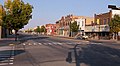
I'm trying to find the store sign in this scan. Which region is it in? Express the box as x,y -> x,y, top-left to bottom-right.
85,25 -> 110,32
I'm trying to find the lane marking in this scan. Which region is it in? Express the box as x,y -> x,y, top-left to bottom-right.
38,43 -> 42,45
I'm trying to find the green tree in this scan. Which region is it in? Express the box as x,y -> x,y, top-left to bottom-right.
70,21 -> 79,37
2,0 -> 33,41
0,5 -> 3,25
0,5 -> 5,26
109,15 -> 120,40
70,21 -> 79,32
41,26 -> 46,33
34,26 -> 41,34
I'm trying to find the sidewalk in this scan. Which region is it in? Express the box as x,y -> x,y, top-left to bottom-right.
0,33 -> 29,49
88,39 -> 120,44
53,35 -> 120,44
0,35 -> 20,47
0,35 -> 18,66
52,35 -> 89,43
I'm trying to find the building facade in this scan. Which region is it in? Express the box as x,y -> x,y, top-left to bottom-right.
56,15 -> 93,37
85,9 -> 120,39
45,24 -> 56,35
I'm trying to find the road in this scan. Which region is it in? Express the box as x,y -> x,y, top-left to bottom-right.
2,34 -> 120,66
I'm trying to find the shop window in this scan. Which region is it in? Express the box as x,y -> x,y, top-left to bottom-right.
108,18 -> 110,24
104,19 -> 107,25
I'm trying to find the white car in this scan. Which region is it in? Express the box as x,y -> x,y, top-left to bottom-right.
82,35 -> 88,39
76,35 -> 88,40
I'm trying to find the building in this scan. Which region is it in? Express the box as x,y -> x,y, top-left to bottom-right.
45,24 -> 56,35
56,15 -> 93,37
85,9 -> 120,39
75,16 -> 93,36
56,21 -> 60,35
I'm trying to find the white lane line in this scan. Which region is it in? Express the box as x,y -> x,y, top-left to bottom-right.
33,43 -> 37,45
28,43 -> 32,45
38,43 -> 42,45
67,43 -> 73,44
91,43 -> 102,44
57,43 -> 63,45
9,63 -> 13,64
9,60 -> 14,62
43,43 -> 48,45
48,43 -> 52,45
52,42 -> 58,44
23,43 -> 26,45
0,63 -> 12,65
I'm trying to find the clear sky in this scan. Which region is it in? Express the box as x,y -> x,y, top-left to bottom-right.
0,0 -> 120,30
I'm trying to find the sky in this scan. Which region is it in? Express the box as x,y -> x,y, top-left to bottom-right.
0,0 -> 120,30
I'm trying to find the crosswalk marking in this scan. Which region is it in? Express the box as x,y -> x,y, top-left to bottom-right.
0,51 -> 14,65
22,42 -> 103,46
38,43 -> 42,45
0,63 -> 12,65
33,43 -> 37,45
28,43 -> 32,45
23,43 -> 26,45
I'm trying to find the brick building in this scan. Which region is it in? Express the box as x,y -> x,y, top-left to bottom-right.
45,24 -> 56,35
85,9 -> 120,39
56,15 -> 93,37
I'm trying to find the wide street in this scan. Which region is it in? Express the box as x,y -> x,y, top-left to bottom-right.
1,34 -> 120,66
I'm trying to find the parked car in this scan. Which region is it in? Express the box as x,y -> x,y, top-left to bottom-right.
75,35 -> 88,40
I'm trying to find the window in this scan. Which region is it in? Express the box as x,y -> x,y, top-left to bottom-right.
108,18 -> 110,24
104,19 -> 107,25
100,19 -> 102,25
82,21 -> 84,26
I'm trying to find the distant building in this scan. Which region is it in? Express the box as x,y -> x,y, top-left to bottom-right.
85,9 -> 120,39
56,15 -> 93,37
56,21 -> 60,35
45,24 -> 56,35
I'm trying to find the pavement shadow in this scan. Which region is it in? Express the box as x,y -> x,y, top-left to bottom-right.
0,50 -> 25,61
0,40 -> 17,47
19,37 -> 49,43
78,44 -> 120,66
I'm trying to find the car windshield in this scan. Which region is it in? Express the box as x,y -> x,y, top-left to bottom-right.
0,0 -> 120,66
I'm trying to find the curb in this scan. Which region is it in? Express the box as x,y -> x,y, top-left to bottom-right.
88,40 -> 118,43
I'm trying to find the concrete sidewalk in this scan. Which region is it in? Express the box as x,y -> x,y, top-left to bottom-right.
0,38 -> 16,47
53,35 -> 120,44
88,39 -> 120,44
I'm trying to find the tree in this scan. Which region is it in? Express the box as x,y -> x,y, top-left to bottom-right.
0,5 -> 6,26
41,26 -> 46,33
0,4 -> 3,25
34,26 -> 41,34
70,21 -> 79,37
109,15 -> 120,40
2,0 -> 33,41
70,21 -> 79,32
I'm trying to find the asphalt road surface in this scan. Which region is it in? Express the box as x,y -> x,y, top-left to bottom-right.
2,34 -> 120,66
